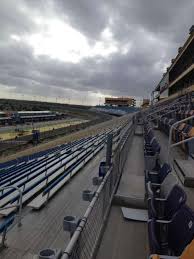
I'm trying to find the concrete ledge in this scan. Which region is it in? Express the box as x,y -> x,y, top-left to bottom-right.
174,158 -> 194,187
113,194 -> 147,210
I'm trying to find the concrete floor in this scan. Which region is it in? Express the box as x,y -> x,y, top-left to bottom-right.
1,149 -> 106,259
96,132 -> 148,259
96,206 -> 148,259
117,135 -> 145,198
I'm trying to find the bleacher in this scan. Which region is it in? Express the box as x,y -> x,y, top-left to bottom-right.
147,96 -> 194,155
143,109 -> 194,258
0,133 -> 107,214
0,124 -> 126,249
93,105 -> 139,116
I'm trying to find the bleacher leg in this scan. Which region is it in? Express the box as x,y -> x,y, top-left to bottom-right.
0,228 -> 7,249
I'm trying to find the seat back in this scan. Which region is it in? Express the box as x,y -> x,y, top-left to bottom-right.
159,163 -> 171,183
165,185 -> 187,219
151,139 -> 160,154
169,205 -> 194,256
160,173 -> 178,198
145,131 -> 154,144
148,185 -> 186,220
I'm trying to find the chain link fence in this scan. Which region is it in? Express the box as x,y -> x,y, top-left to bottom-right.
62,117 -> 135,259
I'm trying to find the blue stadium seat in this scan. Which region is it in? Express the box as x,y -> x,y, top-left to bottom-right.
147,172 -> 178,199
148,205 -> 194,256
145,163 -> 171,184
148,185 -> 187,220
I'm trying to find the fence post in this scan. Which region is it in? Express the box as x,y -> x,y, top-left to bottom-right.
106,133 -> 113,167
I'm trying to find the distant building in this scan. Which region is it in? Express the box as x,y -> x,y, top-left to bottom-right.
105,97 -> 136,107
141,99 -> 150,109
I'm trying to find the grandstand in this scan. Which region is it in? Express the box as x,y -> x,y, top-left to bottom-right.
105,97 -> 136,107
93,105 -> 139,116
59,25 -> 194,259
93,96 -> 138,116
2,26 -> 194,259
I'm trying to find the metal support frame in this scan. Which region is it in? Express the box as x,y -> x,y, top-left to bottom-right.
0,186 -> 22,227
159,107 -> 180,120
146,97 -> 186,122
167,115 -> 194,163
147,101 -> 178,117
148,103 -> 182,123
106,133 -> 113,167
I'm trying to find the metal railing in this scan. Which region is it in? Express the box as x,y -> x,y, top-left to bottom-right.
62,118 -> 135,259
145,95 -> 189,122
0,186 -> 23,227
167,115 -> 194,163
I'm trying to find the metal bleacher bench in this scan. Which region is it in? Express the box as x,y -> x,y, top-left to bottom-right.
0,215 -> 14,249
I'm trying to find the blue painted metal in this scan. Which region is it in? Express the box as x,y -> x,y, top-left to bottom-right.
0,215 -> 15,233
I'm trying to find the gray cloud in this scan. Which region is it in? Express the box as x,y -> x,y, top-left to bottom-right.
0,0 -> 194,104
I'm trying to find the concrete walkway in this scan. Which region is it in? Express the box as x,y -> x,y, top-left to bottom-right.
96,132 -> 148,259
96,206 -> 148,259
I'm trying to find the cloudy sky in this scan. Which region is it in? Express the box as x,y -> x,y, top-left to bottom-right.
0,0 -> 193,105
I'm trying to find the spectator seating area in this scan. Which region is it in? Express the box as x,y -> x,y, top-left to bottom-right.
157,103 -> 194,154
93,105 -> 139,116
144,123 -> 161,171
0,126 -> 123,247
143,120 -> 194,258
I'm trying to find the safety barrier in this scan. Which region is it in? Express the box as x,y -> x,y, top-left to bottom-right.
61,117 -> 135,259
